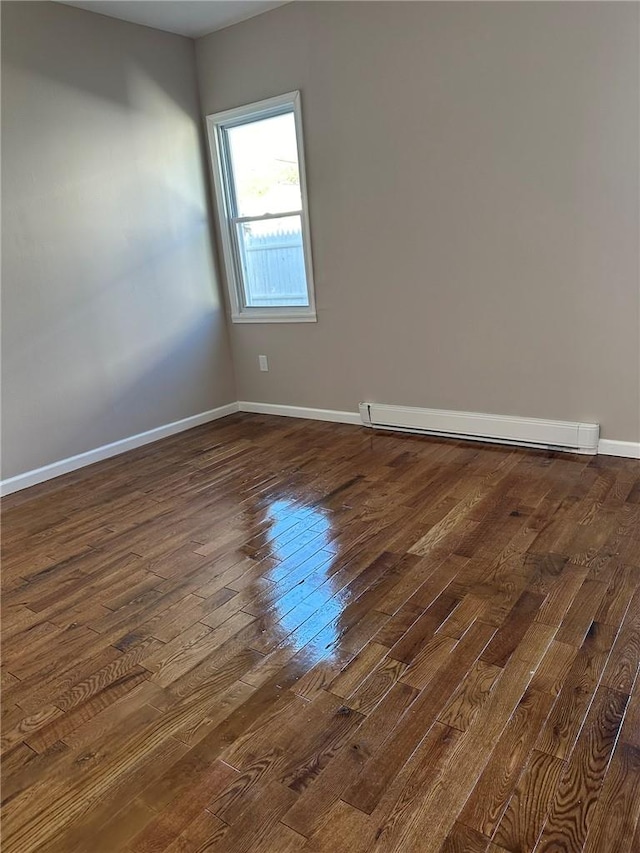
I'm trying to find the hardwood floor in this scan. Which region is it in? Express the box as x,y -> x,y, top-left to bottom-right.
1,412 -> 639,852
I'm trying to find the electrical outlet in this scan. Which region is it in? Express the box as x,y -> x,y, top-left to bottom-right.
258,355 -> 269,372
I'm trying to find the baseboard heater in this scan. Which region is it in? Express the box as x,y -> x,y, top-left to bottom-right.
359,402 -> 600,454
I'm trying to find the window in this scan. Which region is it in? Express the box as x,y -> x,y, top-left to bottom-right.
206,92 -> 316,323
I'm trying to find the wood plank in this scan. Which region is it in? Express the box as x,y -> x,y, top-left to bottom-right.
281,682 -> 418,837
440,822 -> 491,853
437,659 -> 502,732
387,593 -> 459,664
345,654 -> 409,715
327,641 -> 389,699
554,579 -> 608,647
129,760 -> 237,853
534,621 -> 618,760
582,741 -> 640,853
1,414 -> 636,853
371,654 -> 544,852
481,590 -> 545,667
533,686 -> 629,852
493,749 -> 566,853
341,619 -> 495,813
457,687 -> 554,836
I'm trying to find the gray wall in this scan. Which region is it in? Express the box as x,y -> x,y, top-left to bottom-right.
1,1 -> 236,479
196,1 -> 640,442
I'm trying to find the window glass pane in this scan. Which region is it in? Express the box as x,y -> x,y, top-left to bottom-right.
236,215 -> 309,307
227,113 -> 302,217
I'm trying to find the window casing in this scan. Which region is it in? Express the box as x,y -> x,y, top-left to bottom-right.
206,92 -> 316,323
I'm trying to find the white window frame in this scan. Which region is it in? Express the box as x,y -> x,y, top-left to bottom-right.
206,91 -> 317,324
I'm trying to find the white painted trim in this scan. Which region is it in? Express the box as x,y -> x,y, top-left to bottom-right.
359,402 -> 600,455
206,90 -> 317,324
0,403 -> 239,497
3,400 -> 634,498
230,312 -> 317,324
238,401 -> 361,425
598,440 -> 640,459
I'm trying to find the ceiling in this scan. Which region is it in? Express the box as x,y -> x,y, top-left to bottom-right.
56,1 -> 291,38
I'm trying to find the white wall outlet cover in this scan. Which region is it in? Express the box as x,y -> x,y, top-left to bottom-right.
258,355 -> 269,371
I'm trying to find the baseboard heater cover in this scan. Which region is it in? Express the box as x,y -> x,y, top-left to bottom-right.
359,402 -> 600,454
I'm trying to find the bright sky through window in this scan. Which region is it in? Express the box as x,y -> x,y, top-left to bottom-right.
227,113 -> 302,219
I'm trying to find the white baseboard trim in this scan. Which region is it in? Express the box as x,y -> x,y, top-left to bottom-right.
0,402 -> 239,497
238,401 -> 361,425
3,401 -> 637,498
239,403 -> 640,460
359,402 -> 600,455
598,439 -> 640,459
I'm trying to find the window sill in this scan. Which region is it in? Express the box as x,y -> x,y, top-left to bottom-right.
230,312 -> 317,324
